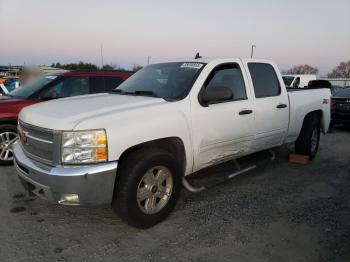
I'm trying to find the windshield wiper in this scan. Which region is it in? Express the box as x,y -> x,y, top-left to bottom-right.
132,90 -> 159,98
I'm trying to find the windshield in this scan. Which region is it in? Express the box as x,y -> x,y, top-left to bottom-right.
116,62 -> 205,100
282,76 -> 295,87
334,88 -> 350,98
9,75 -> 57,98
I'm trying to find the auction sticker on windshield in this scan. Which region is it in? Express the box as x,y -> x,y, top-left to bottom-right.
180,63 -> 203,69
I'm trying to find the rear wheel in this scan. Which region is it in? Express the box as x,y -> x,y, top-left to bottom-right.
295,114 -> 321,160
0,124 -> 17,166
112,148 -> 182,228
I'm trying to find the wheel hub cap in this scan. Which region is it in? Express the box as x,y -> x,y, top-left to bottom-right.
137,166 -> 174,215
151,185 -> 158,194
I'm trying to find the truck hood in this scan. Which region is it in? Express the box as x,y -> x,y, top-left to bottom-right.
19,93 -> 166,130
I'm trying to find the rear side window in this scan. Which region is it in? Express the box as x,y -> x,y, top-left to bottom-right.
105,77 -> 124,91
248,63 -> 280,98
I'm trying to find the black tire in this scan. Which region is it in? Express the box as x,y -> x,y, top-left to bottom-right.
0,124 -> 17,166
295,114 -> 321,160
112,148 -> 182,228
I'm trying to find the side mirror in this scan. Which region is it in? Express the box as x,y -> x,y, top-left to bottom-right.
199,86 -> 233,106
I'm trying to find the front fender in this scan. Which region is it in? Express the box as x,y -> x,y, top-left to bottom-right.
75,99 -> 194,174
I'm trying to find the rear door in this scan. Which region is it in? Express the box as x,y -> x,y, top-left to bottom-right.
244,61 -> 289,150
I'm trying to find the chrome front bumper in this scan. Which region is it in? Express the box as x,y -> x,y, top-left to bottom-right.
13,141 -> 118,205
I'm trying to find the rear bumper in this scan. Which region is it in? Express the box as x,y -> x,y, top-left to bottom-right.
13,141 -> 118,205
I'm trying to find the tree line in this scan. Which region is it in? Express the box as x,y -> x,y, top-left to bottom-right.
283,60 -> 350,78
50,62 -> 143,72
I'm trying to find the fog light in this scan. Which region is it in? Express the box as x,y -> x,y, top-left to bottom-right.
58,194 -> 80,205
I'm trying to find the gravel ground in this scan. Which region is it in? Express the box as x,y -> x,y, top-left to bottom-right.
0,127 -> 349,262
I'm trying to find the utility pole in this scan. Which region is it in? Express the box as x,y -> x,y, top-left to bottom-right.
250,44 -> 256,58
147,56 -> 151,65
100,44 -> 104,68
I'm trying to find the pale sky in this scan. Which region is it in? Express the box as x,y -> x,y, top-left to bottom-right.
0,0 -> 349,74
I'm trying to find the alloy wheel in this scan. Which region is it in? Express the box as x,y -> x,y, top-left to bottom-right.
0,132 -> 18,161
137,166 -> 174,215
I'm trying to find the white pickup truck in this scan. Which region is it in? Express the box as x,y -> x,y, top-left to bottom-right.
13,58 -> 331,228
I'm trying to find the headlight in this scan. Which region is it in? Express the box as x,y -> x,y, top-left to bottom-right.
61,130 -> 107,164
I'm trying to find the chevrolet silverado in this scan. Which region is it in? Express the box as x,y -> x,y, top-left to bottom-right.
13,58 -> 331,228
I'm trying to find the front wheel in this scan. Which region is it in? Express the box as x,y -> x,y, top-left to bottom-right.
295,115 -> 321,160
0,124 -> 18,166
112,149 -> 182,228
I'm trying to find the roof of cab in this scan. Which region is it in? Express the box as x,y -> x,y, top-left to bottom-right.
157,57 -> 277,65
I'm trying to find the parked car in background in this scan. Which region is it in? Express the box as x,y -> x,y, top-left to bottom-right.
330,85 -> 344,96
0,70 -> 133,165
331,88 -> 350,126
283,74 -> 317,88
13,58 -> 330,228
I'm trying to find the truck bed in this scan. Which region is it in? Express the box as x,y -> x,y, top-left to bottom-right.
285,88 -> 331,143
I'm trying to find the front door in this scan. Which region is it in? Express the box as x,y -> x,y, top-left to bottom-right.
191,62 -> 255,172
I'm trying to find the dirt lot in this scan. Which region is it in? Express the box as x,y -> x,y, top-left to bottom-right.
0,127 -> 349,262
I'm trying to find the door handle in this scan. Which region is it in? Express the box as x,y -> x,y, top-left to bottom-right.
276,103 -> 287,109
239,109 -> 253,115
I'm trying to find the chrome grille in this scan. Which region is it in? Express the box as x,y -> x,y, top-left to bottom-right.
18,121 -> 57,165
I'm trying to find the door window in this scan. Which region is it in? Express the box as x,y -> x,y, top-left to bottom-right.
41,77 -> 90,98
248,63 -> 281,98
105,77 -> 123,91
203,64 -> 247,102
90,77 -> 105,93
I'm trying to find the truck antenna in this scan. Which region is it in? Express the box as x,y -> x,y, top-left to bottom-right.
194,52 -> 202,60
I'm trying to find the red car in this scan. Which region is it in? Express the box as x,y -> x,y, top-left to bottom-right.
0,70 -> 133,165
